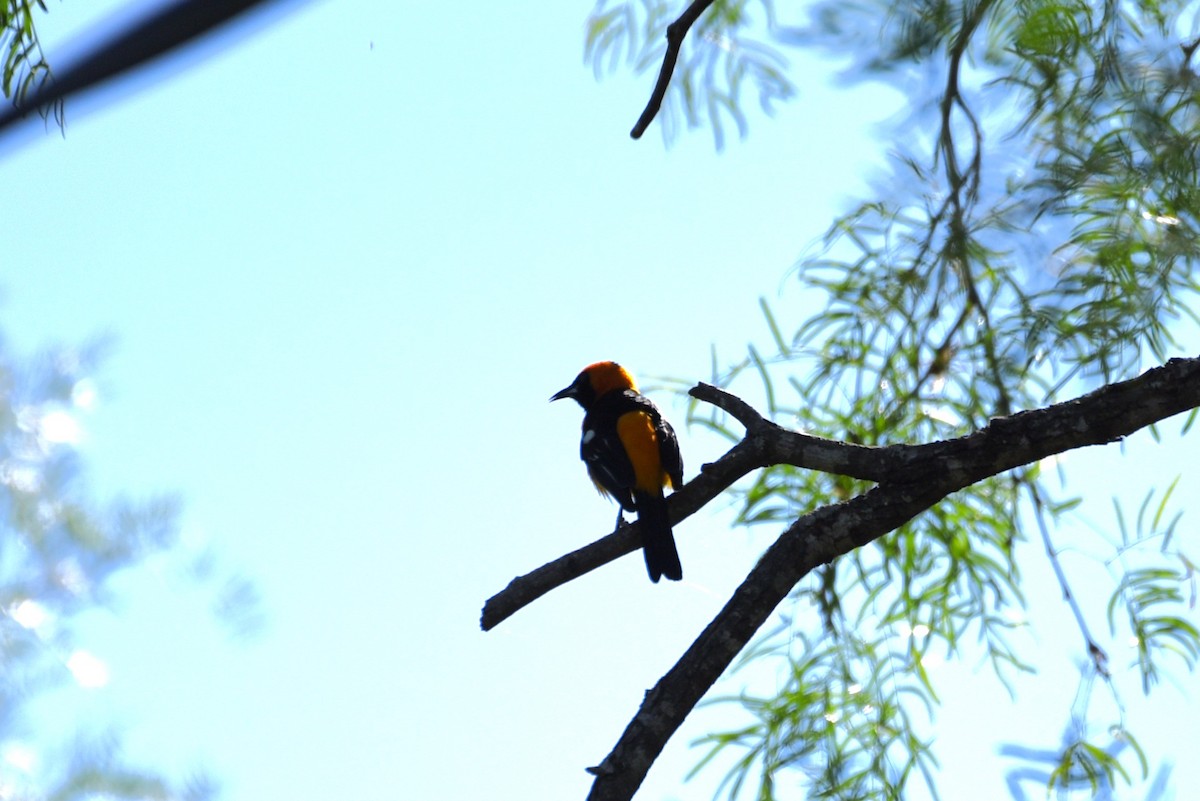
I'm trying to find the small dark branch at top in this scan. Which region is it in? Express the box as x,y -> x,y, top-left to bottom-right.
630,0 -> 717,139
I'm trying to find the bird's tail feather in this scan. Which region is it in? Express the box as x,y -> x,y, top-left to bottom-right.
634,489 -> 682,582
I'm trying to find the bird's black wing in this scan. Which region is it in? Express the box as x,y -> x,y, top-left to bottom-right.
580,391 -> 640,511
654,412 -> 684,490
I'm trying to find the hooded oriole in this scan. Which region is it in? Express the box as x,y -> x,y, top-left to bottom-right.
551,361 -> 684,582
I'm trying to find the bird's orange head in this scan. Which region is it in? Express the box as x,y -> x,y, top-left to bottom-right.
550,361 -> 638,409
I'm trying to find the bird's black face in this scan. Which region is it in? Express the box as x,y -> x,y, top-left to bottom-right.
550,370 -> 595,409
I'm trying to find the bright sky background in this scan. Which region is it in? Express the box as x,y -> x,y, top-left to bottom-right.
2,2 -> 1196,800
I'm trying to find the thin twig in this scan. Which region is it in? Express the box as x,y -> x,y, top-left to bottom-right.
1028,483 -> 1110,675
934,0 -> 1014,416
629,0 -> 716,139
880,301 -> 974,429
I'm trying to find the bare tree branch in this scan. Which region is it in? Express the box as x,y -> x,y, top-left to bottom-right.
629,0 -> 717,140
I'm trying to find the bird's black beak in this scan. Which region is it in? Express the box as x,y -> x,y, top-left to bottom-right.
551,370 -> 588,403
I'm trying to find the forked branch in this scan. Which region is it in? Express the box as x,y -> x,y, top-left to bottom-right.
584,356 -> 1200,801
482,356 -> 1200,801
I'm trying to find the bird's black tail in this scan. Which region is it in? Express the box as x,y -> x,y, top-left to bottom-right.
634,489 -> 682,582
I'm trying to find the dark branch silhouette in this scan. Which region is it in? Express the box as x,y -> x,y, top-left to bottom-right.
629,0 -> 717,139
0,0 -> 303,137
482,355 -> 1200,801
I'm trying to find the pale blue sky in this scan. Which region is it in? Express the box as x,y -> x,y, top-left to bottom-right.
2,2 -> 1196,800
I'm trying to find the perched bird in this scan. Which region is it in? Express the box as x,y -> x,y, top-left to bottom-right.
551,361 -> 684,582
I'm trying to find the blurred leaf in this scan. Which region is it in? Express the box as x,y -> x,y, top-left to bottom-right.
0,334 -> 246,798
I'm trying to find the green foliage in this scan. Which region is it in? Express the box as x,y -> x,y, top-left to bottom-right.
1047,729 -> 1148,797
597,1 -> 1200,798
0,0 -> 62,125
1106,482 -> 1198,693
692,629 -> 940,801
